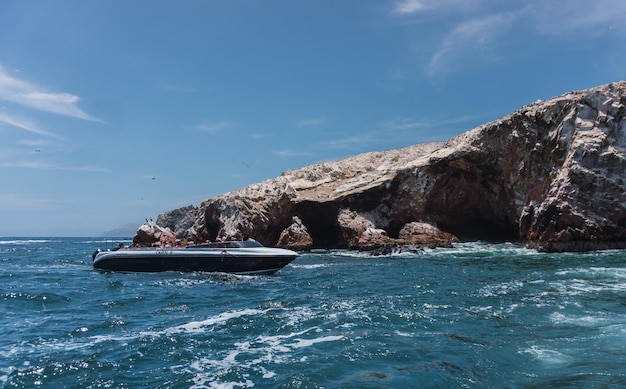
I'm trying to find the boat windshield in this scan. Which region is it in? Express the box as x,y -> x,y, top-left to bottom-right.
191,239 -> 264,249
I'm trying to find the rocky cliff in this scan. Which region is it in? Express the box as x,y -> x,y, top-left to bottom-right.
154,81 -> 626,252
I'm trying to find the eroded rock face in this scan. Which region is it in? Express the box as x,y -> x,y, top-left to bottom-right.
156,205 -> 198,238
146,81 -> 626,252
515,86 -> 626,251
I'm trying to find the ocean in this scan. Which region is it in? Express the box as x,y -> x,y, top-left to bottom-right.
2,237 -> 626,388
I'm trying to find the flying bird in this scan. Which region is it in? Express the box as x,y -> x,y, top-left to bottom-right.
233,159 -> 250,169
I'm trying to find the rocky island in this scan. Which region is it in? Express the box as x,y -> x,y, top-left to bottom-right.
139,81 -> 626,253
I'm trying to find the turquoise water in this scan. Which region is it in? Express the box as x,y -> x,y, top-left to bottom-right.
2,238 -> 626,388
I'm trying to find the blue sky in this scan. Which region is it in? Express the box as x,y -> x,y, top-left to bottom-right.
1,0 -> 625,236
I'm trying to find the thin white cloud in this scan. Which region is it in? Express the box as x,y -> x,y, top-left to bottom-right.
188,120 -> 232,134
528,0 -> 626,36
251,133 -> 271,140
273,149 -> 313,158
392,0 -> 426,15
382,113 -> 494,134
392,1 -> 626,78
0,160 -> 106,171
382,118 -> 429,131
428,12 -> 517,76
321,135 -> 375,150
0,66 -> 101,122
0,193 -> 57,210
0,161 -> 53,169
296,117 -> 326,128
0,112 -> 56,137
391,0 -> 487,16
19,138 -> 49,147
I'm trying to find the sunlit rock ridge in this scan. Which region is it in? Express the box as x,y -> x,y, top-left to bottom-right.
155,81 -> 626,252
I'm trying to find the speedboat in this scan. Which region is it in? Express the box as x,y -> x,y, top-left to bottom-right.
92,238 -> 298,275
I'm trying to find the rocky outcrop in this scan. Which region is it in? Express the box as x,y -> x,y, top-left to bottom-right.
399,222 -> 459,248
277,216 -> 313,250
147,81 -> 626,252
335,209 -> 458,250
132,221 -> 177,247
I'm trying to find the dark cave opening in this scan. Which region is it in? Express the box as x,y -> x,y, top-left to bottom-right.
423,166 -> 521,243
293,202 -> 344,248
438,217 -> 519,242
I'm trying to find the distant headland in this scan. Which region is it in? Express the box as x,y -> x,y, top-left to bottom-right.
101,223 -> 140,238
